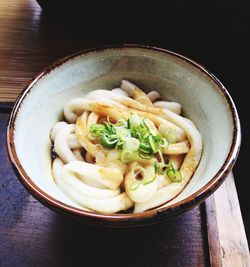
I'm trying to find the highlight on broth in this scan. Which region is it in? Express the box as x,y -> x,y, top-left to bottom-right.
51,80 -> 202,214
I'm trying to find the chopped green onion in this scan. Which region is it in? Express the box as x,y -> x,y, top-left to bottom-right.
103,121 -> 114,133
107,150 -> 120,161
115,139 -> 124,150
116,127 -> 131,141
128,113 -> 142,129
139,143 -> 151,154
100,133 -> 118,148
114,119 -> 128,128
154,161 -> 160,173
143,177 -> 156,185
89,114 -> 171,162
149,128 -> 158,137
148,135 -> 158,153
139,151 -> 152,159
90,124 -> 105,137
130,182 -> 140,191
166,165 -> 182,183
153,134 -> 162,142
142,118 -> 150,130
125,137 -> 140,152
137,131 -> 149,142
120,149 -> 136,163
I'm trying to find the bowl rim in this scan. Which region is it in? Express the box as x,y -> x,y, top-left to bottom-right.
6,44 -> 241,225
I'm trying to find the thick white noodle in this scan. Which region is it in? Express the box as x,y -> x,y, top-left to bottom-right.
52,158 -> 133,213
112,88 -> 129,97
52,157 -> 90,211
125,164 -> 157,203
157,174 -> 172,189
120,80 -> 137,97
52,124 -> 81,149
68,134 -> 82,149
121,80 -> 154,106
153,100 -> 181,115
50,121 -> 67,142
147,91 -> 161,103
121,81 -> 181,116
72,149 -> 85,161
61,189 -> 133,214
164,140 -> 190,155
54,124 -> 79,163
134,182 -> 184,213
62,162 -> 120,198
59,161 -> 123,190
64,98 -> 124,123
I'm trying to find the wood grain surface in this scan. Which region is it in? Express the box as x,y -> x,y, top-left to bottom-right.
0,1 -> 249,266
0,0 -> 93,103
205,177 -> 250,267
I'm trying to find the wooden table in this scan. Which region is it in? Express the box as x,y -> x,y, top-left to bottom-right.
0,1 -> 249,266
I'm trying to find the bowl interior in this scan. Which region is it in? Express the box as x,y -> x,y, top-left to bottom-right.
12,47 -> 235,213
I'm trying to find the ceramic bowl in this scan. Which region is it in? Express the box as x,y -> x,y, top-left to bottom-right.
7,45 -> 241,227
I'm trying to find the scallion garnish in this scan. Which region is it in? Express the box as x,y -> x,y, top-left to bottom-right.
120,149 -> 136,163
154,161 -> 160,173
148,135 -> 158,153
89,124 -> 105,137
166,165 -> 182,182
139,143 -> 152,154
130,182 -> 140,191
138,151 -> 152,159
100,133 -> 118,148
128,113 -> 141,129
125,137 -> 140,152
89,113 -> 176,163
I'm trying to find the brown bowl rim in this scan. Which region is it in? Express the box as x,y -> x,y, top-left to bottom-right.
6,44 -> 241,226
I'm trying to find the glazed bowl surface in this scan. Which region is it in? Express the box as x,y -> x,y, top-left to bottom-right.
7,45 -> 241,227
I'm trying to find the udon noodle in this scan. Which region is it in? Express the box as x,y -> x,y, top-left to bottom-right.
51,80 -> 202,214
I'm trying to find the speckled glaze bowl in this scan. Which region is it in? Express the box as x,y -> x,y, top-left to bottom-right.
7,45 -> 241,227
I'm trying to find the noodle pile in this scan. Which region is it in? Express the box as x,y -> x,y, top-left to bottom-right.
51,80 -> 202,214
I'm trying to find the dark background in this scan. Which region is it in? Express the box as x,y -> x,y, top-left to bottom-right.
38,0 -> 250,239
